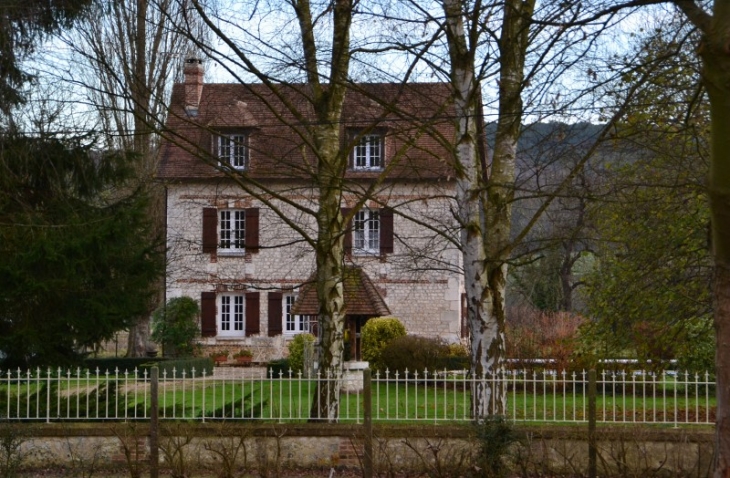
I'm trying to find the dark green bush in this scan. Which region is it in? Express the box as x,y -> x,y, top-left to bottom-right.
84,357 -> 165,374
139,358 -> 213,378
379,335 -> 451,373
266,359 -> 290,377
473,416 -> 519,477
151,296 -> 200,357
361,316 -> 407,370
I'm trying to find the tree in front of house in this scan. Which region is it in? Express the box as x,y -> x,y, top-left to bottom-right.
0,134 -> 163,368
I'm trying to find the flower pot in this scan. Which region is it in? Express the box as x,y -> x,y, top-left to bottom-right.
235,356 -> 252,365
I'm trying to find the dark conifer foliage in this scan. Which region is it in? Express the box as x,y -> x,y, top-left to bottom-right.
0,134 -> 163,368
0,0 -> 91,111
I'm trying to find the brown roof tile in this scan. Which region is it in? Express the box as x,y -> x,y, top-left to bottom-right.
292,266 -> 390,316
157,82 -> 459,181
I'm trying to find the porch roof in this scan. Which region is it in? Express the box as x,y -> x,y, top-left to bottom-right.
291,266 -> 390,317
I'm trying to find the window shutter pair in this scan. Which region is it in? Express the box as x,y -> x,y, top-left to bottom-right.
202,207 -> 260,253
199,291 -> 260,337
341,207 -> 394,256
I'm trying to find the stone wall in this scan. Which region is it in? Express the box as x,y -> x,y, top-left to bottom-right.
164,180 -> 463,359
5,423 -> 714,476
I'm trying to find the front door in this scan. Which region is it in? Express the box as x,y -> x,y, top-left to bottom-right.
346,315 -> 370,361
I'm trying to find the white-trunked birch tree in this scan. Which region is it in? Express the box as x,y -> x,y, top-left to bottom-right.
442,0 -> 532,417
424,0 -> 663,418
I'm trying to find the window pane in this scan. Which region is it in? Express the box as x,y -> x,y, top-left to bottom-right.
353,134 -> 382,169
234,296 -> 244,331
220,210 -> 231,248
221,296 -> 231,330
220,210 -> 245,251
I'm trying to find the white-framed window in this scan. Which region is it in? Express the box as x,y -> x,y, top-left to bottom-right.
219,210 -> 245,252
353,134 -> 382,170
284,294 -> 309,334
219,294 -> 245,336
217,134 -> 248,169
354,209 -> 380,254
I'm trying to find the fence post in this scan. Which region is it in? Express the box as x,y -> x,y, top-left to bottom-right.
363,368 -> 373,478
588,369 -> 597,478
150,366 -> 159,478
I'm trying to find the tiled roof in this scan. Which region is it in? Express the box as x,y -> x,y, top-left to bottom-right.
157,82 -> 458,180
291,266 -> 390,316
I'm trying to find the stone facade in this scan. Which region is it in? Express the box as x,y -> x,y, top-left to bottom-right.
164,179 -> 463,360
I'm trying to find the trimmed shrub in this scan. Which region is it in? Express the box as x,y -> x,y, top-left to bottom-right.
379,335 -> 451,373
443,343 -> 470,370
361,316 -> 407,369
140,358 -> 213,378
266,359 -> 290,377
84,357 -> 165,373
287,333 -> 316,373
151,296 -> 200,357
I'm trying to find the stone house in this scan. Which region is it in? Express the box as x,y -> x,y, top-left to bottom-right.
157,59 -> 467,362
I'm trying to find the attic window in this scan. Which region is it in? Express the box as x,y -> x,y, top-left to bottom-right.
217,133 -> 248,170
352,134 -> 382,170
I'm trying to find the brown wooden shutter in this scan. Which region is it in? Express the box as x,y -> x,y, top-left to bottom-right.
201,292 -> 217,337
342,207 -> 352,257
380,207 -> 394,254
245,207 -> 259,253
202,208 -> 218,253
268,292 -> 283,337
245,292 -> 260,336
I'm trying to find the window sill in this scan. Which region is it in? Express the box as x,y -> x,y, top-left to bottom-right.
217,250 -> 246,257
353,249 -> 380,257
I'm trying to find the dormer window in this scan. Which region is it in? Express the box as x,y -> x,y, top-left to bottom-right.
352,134 -> 383,170
217,133 -> 248,170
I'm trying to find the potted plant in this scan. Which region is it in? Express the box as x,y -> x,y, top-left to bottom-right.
210,350 -> 229,365
233,349 -> 253,364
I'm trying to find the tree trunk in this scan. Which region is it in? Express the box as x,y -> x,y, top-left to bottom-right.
311,187 -> 347,421
714,263 -> 730,476
126,0 -> 160,357
695,4 -> 730,474
442,0 -> 533,419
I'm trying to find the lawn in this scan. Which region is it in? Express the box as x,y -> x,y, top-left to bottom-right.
0,373 -> 716,424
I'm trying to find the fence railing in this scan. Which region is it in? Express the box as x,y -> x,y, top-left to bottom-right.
1,367 -> 715,425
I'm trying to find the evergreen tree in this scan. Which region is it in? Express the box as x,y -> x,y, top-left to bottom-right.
0,134 -> 163,368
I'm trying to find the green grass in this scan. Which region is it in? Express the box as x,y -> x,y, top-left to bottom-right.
0,376 -> 717,424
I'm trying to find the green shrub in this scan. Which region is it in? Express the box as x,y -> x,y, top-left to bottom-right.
266,359 -> 290,377
473,416 -> 519,477
84,357 -> 165,374
151,296 -> 200,357
379,335 -> 451,373
287,333 -> 316,373
140,358 -> 213,378
361,316 -> 407,369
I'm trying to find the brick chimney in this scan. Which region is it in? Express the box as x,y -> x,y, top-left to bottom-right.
183,57 -> 204,114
